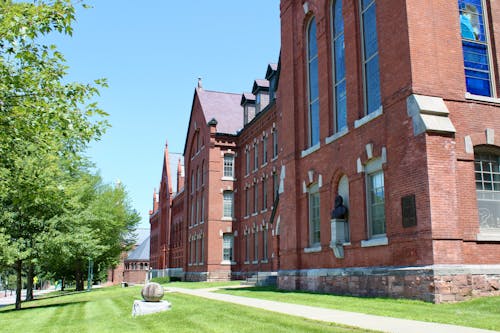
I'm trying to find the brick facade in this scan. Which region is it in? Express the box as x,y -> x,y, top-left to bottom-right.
149,0 -> 500,302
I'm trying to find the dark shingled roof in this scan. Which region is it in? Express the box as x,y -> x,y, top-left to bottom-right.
197,88 -> 243,135
126,236 -> 150,261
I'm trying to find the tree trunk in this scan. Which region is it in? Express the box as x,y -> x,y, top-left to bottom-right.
75,267 -> 84,291
15,260 -> 22,310
25,263 -> 34,301
61,277 -> 65,291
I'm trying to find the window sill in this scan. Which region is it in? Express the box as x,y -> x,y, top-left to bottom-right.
221,217 -> 235,222
251,213 -> 258,217
271,156 -> 278,162
221,176 -> 235,181
301,143 -> 321,158
477,231 -> 500,241
361,236 -> 388,248
244,261 -> 250,264
220,260 -> 233,265
465,92 -> 500,104
261,162 -> 268,168
304,245 -> 322,253
252,260 -> 259,264
325,128 -> 348,145
244,215 -> 249,220
261,209 -> 268,213
354,106 -> 383,129
261,259 -> 269,264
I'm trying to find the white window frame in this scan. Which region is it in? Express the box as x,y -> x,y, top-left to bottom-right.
223,190 -> 234,219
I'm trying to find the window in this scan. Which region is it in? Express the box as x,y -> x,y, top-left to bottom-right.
272,129 -> 278,158
195,195 -> 199,224
223,154 -> 234,178
254,231 -> 259,262
263,135 -> 268,164
254,184 -> 259,214
197,166 -> 200,189
308,183 -> 321,246
195,236 -> 199,264
367,170 -> 386,237
307,17 -> 320,146
245,233 -> 250,262
190,201 -> 195,226
254,143 -> 259,171
245,187 -> 250,216
256,93 -> 261,114
262,177 -> 268,210
200,190 -> 205,223
223,191 -> 234,218
475,149 -> 500,230
360,0 -> 381,115
332,0 -> 347,132
273,172 -> 279,200
201,234 -> 204,263
223,233 -> 234,262
201,162 -> 205,185
263,228 -> 268,261
246,148 -> 250,175
191,171 -> 195,194
459,0 -> 494,97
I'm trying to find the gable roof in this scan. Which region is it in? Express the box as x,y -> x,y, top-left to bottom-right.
196,88 -> 243,135
126,236 -> 150,261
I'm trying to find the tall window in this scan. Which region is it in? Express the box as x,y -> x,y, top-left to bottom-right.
262,177 -> 268,210
222,233 -> 234,262
308,183 -> 321,246
223,190 -> 234,218
254,231 -> 259,262
191,171 -> 195,193
245,187 -> 250,216
201,234 -> 204,263
475,149 -> 500,229
263,135 -> 268,164
201,162 -> 205,185
254,143 -> 259,171
200,190 -> 205,223
360,0 -> 381,115
307,17 -> 320,146
246,149 -> 250,175
245,234 -> 250,262
273,172 -> 279,200
332,0 -> 347,132
223,154 -> 234,178
195,236 -> 199,264
190,201 -> 195,227
272,129 -> 278,158
367,170 -> 385,237
459,1 -> 494,97
254,184 -> 259,214
197,166 -> 200,189
263,228 -> 268,261
195,195 -> 199,224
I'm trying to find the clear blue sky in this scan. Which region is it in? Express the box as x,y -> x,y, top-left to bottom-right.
53,1 -> 281,227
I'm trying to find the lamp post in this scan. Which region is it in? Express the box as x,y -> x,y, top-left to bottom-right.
87,257 -> 93,292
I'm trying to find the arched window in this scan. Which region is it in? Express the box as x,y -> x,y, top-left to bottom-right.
332,0 -> 347,132
459,1 -> 494,97
308,183 -> 321,246
360,0 -> 381,115
474,147 -> 500,230
307,17 -> 320,147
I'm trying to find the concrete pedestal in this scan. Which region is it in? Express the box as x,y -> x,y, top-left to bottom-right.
132,300 -> 171,317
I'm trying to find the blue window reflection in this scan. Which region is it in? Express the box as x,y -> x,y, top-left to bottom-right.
459,0 -> 492,97
333,0 -> 347,132
361,0 -> 381,114
308,17 -> 320,146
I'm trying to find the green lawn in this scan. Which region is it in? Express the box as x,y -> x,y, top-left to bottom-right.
217,286 -> 500,331
0,286 -> 373,333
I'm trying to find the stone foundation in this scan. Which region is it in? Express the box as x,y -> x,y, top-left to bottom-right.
278,265 -> 500,303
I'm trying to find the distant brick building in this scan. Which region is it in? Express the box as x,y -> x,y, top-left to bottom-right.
150,0 -> 500,302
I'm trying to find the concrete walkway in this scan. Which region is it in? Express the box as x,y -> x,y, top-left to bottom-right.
168,287 -> 497,333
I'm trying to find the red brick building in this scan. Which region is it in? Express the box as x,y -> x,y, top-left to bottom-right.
150,0 -> 500,302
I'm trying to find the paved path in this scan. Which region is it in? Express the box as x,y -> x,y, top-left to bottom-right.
168,287 -> 497,333
0,288 -> 56,307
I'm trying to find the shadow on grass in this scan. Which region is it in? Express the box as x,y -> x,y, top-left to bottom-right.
0,300 -> 89,313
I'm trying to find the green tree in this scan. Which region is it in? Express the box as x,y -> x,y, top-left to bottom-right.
0,0 -> 108,309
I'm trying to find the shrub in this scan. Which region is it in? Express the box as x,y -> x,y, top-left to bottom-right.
149,276 -> 170,284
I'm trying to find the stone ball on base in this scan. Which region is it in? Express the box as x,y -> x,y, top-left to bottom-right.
141,282 -> 164,302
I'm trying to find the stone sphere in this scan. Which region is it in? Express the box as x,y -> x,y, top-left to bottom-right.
141,282 -> 164,302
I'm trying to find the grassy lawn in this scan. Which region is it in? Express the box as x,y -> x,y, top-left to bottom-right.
0,286 -> 373,333
217,286 -> 500,331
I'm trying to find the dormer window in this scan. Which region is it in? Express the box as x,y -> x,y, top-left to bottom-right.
266,63 -> 279,103
252,79 -> 270,114
241,93 -> 256,126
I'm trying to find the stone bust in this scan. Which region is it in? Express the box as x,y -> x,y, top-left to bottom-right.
331,195 -> 348,220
